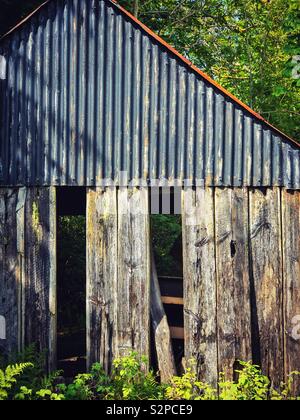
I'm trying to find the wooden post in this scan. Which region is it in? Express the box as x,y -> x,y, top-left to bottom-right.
117,187 -> 150,360
182,187 -> 218,386
0,189 -> 20,355
86,187 -> 118,372
151,252 -> 176,382
249,187 -> 284,388
16,188 -> 26,352
281,189 -> 300,394
215,188 -> 252,380
24,187 -> 56,371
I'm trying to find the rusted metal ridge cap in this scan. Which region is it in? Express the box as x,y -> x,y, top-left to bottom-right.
1,0 -> 299,147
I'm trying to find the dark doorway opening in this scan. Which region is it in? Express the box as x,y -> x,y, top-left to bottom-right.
150,187 -> 184,373
56,187 -> 86,377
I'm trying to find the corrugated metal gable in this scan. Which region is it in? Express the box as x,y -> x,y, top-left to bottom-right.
0,0 -> 299,188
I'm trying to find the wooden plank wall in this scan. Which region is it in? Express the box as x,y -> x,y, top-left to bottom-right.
182,187 -> 300,392
24,187 -> 57,371
182,187 -> 218,386
0,189 -> 20,354
86,187 -> 118,372
282,190 -> 300,394
0,187 -> 56,371
249,188 -> 284,388
0,185 -> 299,393
215,188 -> 252,381
86,187 -> 151,371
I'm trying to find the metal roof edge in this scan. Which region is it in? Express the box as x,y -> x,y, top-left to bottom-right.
0,1 -> 50,40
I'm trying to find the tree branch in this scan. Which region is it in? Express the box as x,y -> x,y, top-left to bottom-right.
133,0 -> 139,18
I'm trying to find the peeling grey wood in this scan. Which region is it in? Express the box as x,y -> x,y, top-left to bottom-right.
48,187 -> 56,372
151,252 -> 176,382
86,187 -> 117,372
24,187 -> 56,371
215,188 -> 252,380
0,189 -> 20,355
117,187 -> 150,361
249,187 -> 284,388
281,189 -> 300,395
182,187 -> 218,386
0,55 -> 6,80
16,187 -> 26,352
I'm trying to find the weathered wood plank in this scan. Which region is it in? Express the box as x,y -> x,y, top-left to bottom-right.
281,189 -> 300,394
151,253 -> 176,382
16,187 -> 26,352
249,187 -> 284,388
86,187 -> 117,372
215,188 -> 252,380
182,187 -> 218,386
48,187 -> 56,372
0,189 -> 20,355
117,187 -> 150,360
24,187 -> 56,371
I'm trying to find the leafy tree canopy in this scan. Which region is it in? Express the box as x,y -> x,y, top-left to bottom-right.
0,0 -> 299,139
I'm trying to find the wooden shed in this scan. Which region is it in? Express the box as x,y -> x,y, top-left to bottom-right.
0,0 -> 299,390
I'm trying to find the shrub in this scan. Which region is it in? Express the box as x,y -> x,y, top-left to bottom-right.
165,368 -> 217,400
1,351 -> 300,400
105,353 -> 165,400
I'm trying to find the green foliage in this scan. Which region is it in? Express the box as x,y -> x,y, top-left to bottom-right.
59,373 -> 94,400
151,215 -> 182,276
0,344 -> 65,399
0,363 -> 33,400
218,362 -> 270,400
57,216 -> 86,334
0,344 -> 49,392
105,353 -> 164,400
165,367 -> 217,400
14,386 -> 65,401
166,361 -> 300,401
58,353 -> 164,400
1,352 -> 300,400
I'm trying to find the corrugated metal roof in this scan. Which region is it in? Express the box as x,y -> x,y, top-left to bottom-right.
0,0 -> 299,188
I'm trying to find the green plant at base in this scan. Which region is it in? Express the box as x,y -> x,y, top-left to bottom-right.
107,353 -> 165,400
270,372 -> 300,401
14,386 -> 65,401
0,363 -> 33,400
1,351 -> 300,400
165,368 -> 217,400
218,362 -> 270,400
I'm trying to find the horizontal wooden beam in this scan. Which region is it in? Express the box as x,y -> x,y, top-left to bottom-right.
170,326 -> 184,340
161,296 -> 183,306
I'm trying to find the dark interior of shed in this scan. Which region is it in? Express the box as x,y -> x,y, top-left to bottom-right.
56,187 -> 87,377
150,187 -> 184,373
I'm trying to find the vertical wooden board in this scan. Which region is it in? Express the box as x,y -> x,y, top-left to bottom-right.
24,187 -> 56,371
117,187 -> 150,360
16,187 -> 26,352
0,189 -> 21,355
48,187 -> 56,372
150,252 -> 176,382
249,188 -> 284,387
182,187 -> 218,386
86,187 -> 117,372
282,190 -> 300,394
215,188 -> 252,380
